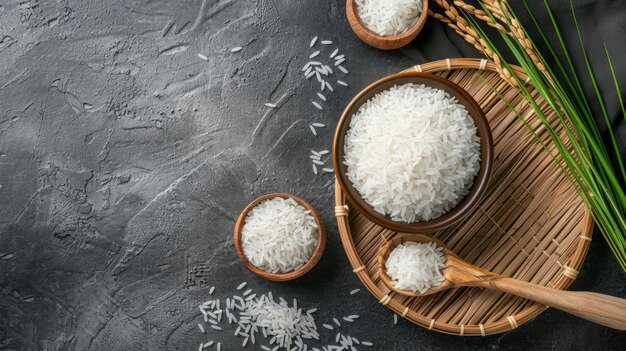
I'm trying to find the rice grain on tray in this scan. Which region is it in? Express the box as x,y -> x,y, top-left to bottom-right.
343,83 -> 480,223
241,197 -> 318,273
355,0 -> 423,36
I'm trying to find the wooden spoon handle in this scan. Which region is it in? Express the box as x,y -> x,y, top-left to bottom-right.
489,277 -> 626,330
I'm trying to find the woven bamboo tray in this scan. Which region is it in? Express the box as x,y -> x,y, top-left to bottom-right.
334,58 -> 594,336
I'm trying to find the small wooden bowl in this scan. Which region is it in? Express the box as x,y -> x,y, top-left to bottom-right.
233,193 -> 326,281
346,0 -> 429,50
332,71 -> 494,233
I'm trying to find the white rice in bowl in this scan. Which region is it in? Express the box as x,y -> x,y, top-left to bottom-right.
241,197 -> 318,273
355,0 -> 423,36
343,83 -> 481,223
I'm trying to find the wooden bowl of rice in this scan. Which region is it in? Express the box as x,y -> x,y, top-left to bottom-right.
233,193 -> 326,281
346,0 -> 429,50
332,72 -> 493,233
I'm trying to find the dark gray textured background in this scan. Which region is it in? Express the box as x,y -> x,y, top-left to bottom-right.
1,0 -> 625,350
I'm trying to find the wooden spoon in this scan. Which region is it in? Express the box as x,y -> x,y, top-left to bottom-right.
346,0 -> 429,50
378,234 -> 626,330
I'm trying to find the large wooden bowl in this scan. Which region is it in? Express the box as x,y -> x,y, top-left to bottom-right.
233,193 -> 326,281
333,71 -> 494,233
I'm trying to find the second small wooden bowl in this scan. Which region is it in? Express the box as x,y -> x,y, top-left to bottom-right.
346,0 -> 429,50
332,72 -> 493,234
233,193 -> 326,282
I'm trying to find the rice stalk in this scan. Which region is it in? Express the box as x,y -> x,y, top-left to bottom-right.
430,0 -> 626,271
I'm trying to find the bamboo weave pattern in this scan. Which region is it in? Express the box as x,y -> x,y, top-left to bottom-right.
334,59 -> 593,336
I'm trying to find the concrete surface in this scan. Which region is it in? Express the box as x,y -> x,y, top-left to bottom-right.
0,0 -> 624,350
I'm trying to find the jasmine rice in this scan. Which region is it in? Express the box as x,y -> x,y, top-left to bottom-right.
241,197 -> 318,273
343,83 -> 480,223
385,242 -> 445,294
355,0 -> 423,36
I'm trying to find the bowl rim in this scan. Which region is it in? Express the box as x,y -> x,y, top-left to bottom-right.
346,0 -> 429,46
332,71 -> 494,233
233,193 -> 327,281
